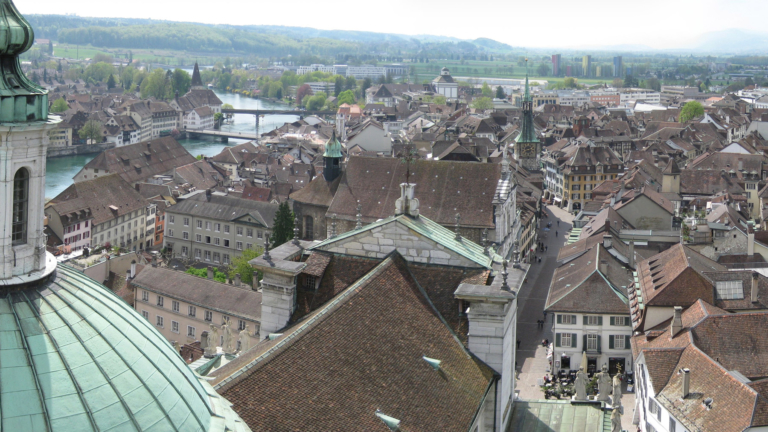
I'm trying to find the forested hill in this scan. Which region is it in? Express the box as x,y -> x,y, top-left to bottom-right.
56,23 -> 360,56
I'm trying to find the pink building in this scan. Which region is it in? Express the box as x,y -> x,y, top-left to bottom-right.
62,218 -> 93,251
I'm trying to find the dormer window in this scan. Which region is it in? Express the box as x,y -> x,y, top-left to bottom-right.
12,168 -> 29,245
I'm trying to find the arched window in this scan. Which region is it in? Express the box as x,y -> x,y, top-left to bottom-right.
12,168 -> 29,244
304,216 -> 314,240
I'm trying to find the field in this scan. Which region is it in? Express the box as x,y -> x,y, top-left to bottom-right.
410,60 -> 616,86
51,43 -> 232,66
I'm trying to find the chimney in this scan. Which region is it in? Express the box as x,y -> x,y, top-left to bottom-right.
130,260 -> 136,279
207,266 -> 213,280
135,184 -> 140,192
748,225 -> 755,256
628,241 -> 636,269
125,269 -> 131,283
151,254 -> 157,267
206,189 -> 212,202
682,368 -> 690,398
671,306 -> 683,337
752,272 -> 760,303
599,259 -> 608,274
234,273 -> 241,287
602,234 -> 612,249
394,183 -> 420,218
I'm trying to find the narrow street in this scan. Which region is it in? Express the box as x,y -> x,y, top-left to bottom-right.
515,205 -> 636,430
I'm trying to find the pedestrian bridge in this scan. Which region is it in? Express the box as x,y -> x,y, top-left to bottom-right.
188,130 -> 259,141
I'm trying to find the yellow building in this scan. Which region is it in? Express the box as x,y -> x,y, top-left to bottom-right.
562,146 -> 624,212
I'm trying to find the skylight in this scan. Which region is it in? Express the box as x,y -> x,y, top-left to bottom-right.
715,280 -> 744,300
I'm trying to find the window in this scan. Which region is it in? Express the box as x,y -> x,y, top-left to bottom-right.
610,334 -> 627,350
156,296 -> 164,307
204,250 -> 211,261
183,217 -> 190,226
142,291 -> 149,302
222,315 -> 229,325
224,239 -> 230,247
205,310 -> 213,322
236,242 -> 243,251
195,249 -> 201,259
181,246 -> 188,257
246,228 -> 253,238
239,320 -> 246,331
205,221 -> 211,230
213,252 -> 220,263
715,280 -> 744,300
172,321 -> 179,333
610,316 -> 630,326
237,227 -> 243,236
188,306 -> 196,317
559,333 -> 572,347
205,236 -> 211,244
169,215 -> 175,224
304,216 -> 314,240
223,254 -> 230,265
183,232 -> 189,240
257,230 -> 263,239
585,316 -> 602,326
187,326 -> 196,338
196,234 -> 202,242
214,223 -> 220,232
304,275 -> 317,289
167,229 -> 174,237
172,300 -> 180,312
142,310 -> 149,320
12,168 -> 29,244
669,417 -> 676,432
197,220 -> 203,229
156,315 -> 164,327
224,225 -> 230,233
586,334 -> 599,351
246,243 -> 253,250
558,314 -> 575,325
214,237 -> 220,246
648,398 -> 660,420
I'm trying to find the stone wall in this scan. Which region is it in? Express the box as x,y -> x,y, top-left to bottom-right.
47,142 -> 115,158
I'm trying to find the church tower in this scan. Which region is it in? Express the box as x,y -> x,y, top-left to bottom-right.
323,130 -> 343,182
514,65 -> 541,172
0,0 -> 59,281
191,61 -> 204,90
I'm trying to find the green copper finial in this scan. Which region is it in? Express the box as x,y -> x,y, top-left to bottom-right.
323,129 -> 343,158
524,58 -> 530,102
0,0 -> 48,122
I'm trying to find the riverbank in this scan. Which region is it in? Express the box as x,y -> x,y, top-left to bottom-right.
47,142 -> 115,158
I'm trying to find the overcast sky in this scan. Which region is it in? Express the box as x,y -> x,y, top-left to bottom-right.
18,0 -> 768,50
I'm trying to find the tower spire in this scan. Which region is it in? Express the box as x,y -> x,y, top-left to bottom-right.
191,61 -> 203,89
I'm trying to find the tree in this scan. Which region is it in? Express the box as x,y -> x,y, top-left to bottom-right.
644,78 -> 661,91
536,63 -> 550,76
48,40 -> 53,55
471,97 -> 493,111
344,76 -> 357,91
361,78 -> 372,97
141,68 -> 172,100
495,86 -> 505,99
51,98 -> 68,113
434,95 -> 446,104
106,74 -> 116,89
679,101 -> 704,123
334,75 -> 344,97
305,92 -> 327,111
611,78 -> 624,88
745,77 -> 755,87
270,202 -> 295,248
185,267 -> 226,283
481,82 -> 492,97
171,68 -> 191,96
79,120 -> 103,144
623,74 -> 639,88
228,247 -> 263,286
296,84 -> 313,105
337,89 -> 355,105
563,77 -> 579,89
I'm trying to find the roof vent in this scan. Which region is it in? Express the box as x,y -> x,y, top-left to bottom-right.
267,333 -> 283,341
375,410 -> 401,431
422,356 -> 442,371
703,397 -> 713,410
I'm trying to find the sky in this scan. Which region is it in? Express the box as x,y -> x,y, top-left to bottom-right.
18,0 -> 768,50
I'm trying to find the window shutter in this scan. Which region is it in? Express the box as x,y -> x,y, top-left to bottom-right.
583,335 -> 587,350
597,335 -> 602,353
571,315 -> 576,324
625,336 -> 632,349
557,314 -> 562,324
598,316 -> 603,326
609,335 -> 615,349
610,316 -> 615,326
583,315 -> 588,325
625,317 -> 631,326
556,333 -> 561,347
572,334 -> 578,348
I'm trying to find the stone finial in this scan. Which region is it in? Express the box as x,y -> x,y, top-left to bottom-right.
292,217 -> 300,246
454,213 -> 461,241
330,214 -> 337,239
482,228 -> 489,255
263,234 -> 272,261
356,201 -> 363,229
512,240 -> 521,268
501,259 -> 510,292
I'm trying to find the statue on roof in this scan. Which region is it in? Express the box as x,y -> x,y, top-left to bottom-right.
596,364 -> 612,401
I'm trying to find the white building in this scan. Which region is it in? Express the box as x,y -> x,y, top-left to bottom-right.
433,67 -> 458,99
619,88 -> 661,105
184,106 -> 214,131
346,65 -> 387,80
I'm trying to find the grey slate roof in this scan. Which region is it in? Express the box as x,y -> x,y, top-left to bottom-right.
166,194 -> 279,228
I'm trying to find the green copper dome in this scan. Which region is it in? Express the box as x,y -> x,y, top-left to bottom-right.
0,265 -> 248,431
322,130 -> 343,158
0,0 -> 48,122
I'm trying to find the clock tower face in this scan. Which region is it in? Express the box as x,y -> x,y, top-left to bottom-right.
520,142 -> 537,158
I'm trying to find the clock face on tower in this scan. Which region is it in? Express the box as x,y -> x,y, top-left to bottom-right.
520,142 -> 536,157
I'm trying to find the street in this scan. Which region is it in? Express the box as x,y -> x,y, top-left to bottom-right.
514,205 -> 636,430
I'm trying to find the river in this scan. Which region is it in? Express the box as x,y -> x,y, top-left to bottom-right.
44,91 -> 298,198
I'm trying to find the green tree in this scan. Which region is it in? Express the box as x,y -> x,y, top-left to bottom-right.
305,92 -> 327,110
270,202 -> 295,248
611,78 -> 623,88
228,247 -> 263,286
222,103 -> 234,110
434,95 -> 446,104
495,86 -> 505,99
536,63 -> 550,76
361,78 -> 372,97
644,78 -> 661,91
623,74 -> 639,88
48,40 -> 53,55
481,82 -> 492,97
334,75 -> 344,97
344,76 -> 357,91
51,97 -> 68,113
78,120 -> 103,144
106,73 -> 116,89
171,68 -> 191,95
471,97 -> 493,111
185,267 -> 226,283
679,101 -> 704,123
141,68 -> 172,100
337,89 -> 355,105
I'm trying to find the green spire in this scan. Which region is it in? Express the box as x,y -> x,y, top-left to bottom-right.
523,60 -> 531,102
516,58 -> 539,145
0,0 -> 48,122
323,130 -> 343,158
